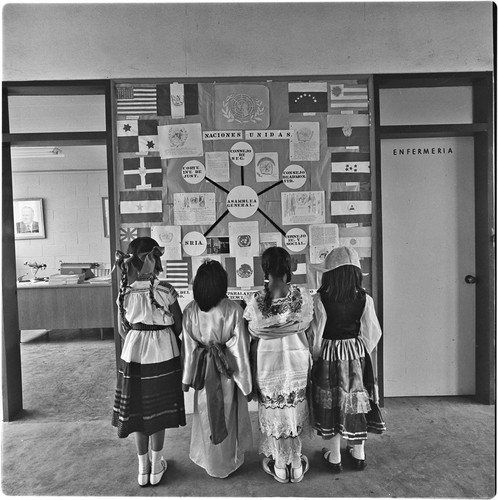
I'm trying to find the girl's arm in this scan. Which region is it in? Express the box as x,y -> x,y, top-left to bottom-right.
169,299 -> 183,337
359,295 -> 382,353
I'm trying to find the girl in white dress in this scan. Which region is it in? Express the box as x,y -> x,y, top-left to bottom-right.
182,260 -> 253,478
244,247 -> 314,484
111,237 -> 186,487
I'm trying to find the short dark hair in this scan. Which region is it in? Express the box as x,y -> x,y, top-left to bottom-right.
193,260 -> 228,312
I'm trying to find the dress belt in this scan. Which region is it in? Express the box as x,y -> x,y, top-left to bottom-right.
131,323 -> 167,331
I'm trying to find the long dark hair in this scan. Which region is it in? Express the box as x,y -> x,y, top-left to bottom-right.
261,246 -> 292,313
118,237 -> 165,329
193,259 -> 228,312
318,265 -> 365,303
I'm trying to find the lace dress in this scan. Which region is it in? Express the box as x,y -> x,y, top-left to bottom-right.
244,285 -> 313,468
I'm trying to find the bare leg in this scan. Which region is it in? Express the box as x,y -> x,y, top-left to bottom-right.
150,429 -> 165,451
134,432 -> 149,455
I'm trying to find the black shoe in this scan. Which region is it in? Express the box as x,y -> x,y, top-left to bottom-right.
322,448 -> 343,473
347,447 -> 367,470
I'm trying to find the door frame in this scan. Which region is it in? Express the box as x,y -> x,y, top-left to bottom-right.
372,72 -> 495,404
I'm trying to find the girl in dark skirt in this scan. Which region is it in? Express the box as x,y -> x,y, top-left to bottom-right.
111,237 -> 186,486
310,246 -> 386,472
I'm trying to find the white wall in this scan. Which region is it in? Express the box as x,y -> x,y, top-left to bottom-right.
3,2 -> 493,81
12,169 -> 110,279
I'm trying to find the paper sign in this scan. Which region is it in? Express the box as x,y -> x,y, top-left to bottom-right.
309,224 -> 340,264
255,152 -> 279,182
226,185 -> 259,219
151,225 -> 182,260
229,221 -> 260,258
282,191 -> 325,225
182,160 -> 205,184
182,231 -> 207,256
205,151 -> 230,182
158,123 -> 203,159
285,228 -> 308,252
203,130 -> 243,140
290,122 -> 320,162
174,193 -> 216,226
230,142 -> 254,166
260,232 -> 283,253
235,256 -> 255,288
245,130 -> 293,140
282,164 -> 307,189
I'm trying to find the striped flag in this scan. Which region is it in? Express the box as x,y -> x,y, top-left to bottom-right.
119,190 -> 163,224
288,82 -> 328,113
331,191 -> 372,224
157,84 -> 199,117
331,152 -> 371,183
327,113 -> 370,147
123,157 -> 163,189
117,86 -> 157,116
117,119 -> 159,153
164,260 -> 191,288
329,81 -> 369,114
338,226 -> 372,257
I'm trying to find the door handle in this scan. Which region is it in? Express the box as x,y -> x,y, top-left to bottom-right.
465,275 -> 477,284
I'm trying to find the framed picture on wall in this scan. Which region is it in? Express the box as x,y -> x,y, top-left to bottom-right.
102,197 -> 110,238
13,198 -> 46,240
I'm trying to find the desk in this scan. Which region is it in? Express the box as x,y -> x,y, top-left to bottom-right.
17,282 -> 114,338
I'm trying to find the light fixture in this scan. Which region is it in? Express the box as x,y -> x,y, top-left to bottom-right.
11,147 -> 65,158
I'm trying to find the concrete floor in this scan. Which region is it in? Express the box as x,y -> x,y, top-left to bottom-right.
1,329 -> 495,497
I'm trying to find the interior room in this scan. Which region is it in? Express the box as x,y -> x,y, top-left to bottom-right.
2,2 -> 495,498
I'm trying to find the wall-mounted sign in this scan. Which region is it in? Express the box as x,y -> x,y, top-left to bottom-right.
226,185 -> 259,218
282,164 -> 307,189
230,141 -> 254,166
182,231 -> 207,256
285,228 -> 308,252
182,160 -> 206,184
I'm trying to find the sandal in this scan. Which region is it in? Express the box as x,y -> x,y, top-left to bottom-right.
262,458 -> 289,483
290,455 -> 309,483
322,447 -> 343,472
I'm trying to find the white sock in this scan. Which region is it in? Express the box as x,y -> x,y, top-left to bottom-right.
325,434 -> 341,464
137,452 -> 149,473
351,442 -> 365,460
150,449 -> 165,474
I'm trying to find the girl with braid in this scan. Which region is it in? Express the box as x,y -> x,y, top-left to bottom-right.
244,247 -> 314,484
111,237 -> 186,487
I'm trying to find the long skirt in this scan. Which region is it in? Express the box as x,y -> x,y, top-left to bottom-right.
111,327 -> 186,438
311,337 -> 386,444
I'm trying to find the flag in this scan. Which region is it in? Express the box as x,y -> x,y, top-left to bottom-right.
288,82 -> 328,113
123,157 -> 163,189
157,84 -> 199,116
215,84 -> 270,130
117,119 -> 159,153
329,81 -> 369,114
164,260 -> 191,288
331,152 -> 371,183
338,226 -> 372,257
120,227 -> 138,243
119,190 -> 163,224
117,86 -> 157,116
327,113 -> 370,147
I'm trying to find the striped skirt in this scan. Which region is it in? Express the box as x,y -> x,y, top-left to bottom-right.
311,337 -> 386,443
111,327 -> 186,438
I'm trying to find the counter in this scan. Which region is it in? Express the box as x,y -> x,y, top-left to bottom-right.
17,281 -> 114,337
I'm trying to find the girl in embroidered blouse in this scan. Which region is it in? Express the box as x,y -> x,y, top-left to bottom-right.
244,246 -> 314,484
182,260 -> 253,478
111,237 -> 186,487
310,246 -> 386,472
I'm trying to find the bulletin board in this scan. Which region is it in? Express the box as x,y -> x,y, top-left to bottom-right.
113,78 -> 373,301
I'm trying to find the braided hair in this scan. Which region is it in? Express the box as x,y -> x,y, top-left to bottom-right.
117,237 -> 166,329
261,246 -> 292,314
